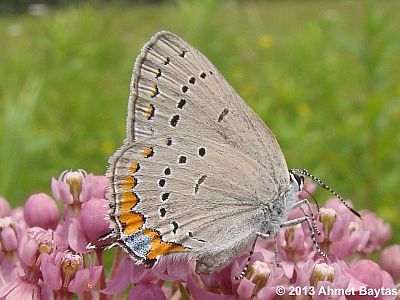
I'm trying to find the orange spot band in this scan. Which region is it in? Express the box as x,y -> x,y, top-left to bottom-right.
142,229 -> 186,260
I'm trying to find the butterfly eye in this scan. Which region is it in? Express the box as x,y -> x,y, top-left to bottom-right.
293,174 -> 304,190
289,171 -> 304,191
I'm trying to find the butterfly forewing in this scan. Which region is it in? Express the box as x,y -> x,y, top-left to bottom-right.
126,31 -> 288,181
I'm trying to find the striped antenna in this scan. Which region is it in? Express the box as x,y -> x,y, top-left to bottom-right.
290,169 -> 361,218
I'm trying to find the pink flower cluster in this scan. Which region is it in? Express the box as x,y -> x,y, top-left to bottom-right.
0,172 -> 399,299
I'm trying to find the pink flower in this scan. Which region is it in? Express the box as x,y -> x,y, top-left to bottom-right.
238,260 -> 288,300
154,259 -> 195,282
186,252 -> 283,299
0,196 -> 11,217
51,170 -> 107,212
360,210 -> 391,254
380,245 -> 400,282
276,223 -> 315,261
317,199 -> 370,260
40,251 -> 102,295
17,227 -> 59,269
295,259 -> 350,299
79,198 -> 110,246
347,259 -> 396,300
24,193 -> 59,230
1,169 -> 398,299
1,227 -> 58,300
52,171 -> 108,252
51,170 -> 88,213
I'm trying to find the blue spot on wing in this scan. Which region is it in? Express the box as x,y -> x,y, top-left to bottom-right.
123,231 -> 152,258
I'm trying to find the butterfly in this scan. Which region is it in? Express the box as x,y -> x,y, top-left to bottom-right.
104,31 -> 359,277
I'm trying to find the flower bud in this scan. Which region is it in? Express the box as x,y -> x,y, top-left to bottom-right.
246,261 -> 271,293
0,217 -> 18,253
319,208 -> 336,238
24,193 -> 59,230
79,198 -> 109,243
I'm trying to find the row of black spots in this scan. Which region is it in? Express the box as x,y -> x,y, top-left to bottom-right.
175,149 -> 205,165
183,71 -> 212,93
182,70 -> 213,94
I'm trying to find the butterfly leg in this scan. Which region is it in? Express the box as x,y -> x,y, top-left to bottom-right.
233,232 -> 271,280
280,216 -> 328,258
274,232 -> 280,266
291,199 -> 321,236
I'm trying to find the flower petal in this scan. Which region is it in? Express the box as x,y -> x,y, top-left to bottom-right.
101,256 -> 131,294
68,218 -> 89,252
41,255 -> 62,290
68,269 -> 90,293
1,227 -> 18,251
237,278 -> 255,299
19,239 -> 39,267
56,181 -> 74,204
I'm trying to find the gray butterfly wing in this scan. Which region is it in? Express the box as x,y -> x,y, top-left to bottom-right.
110,136 -> 275,273
125,31 -> 289,183
108,31 -> 289,273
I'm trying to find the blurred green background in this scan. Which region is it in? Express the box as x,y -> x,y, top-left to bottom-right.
0,0 -> 399,242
